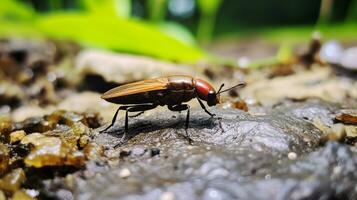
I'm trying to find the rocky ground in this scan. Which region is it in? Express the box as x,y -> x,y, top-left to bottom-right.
0,38 -> 356,200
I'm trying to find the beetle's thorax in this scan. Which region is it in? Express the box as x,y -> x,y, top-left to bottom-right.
167,75 -> 195,90
194,79 -> 213,98
194,78 -> 220,106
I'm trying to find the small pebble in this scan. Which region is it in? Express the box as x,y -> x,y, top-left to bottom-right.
119,168 -> 131,178
79,135 -> 90,148
333,166 -> 342,175
160,192 -> 174,200
288,152 -> 297,160
341,47 -> 357,70
265,174 -> 271,179
108,159 -> 119,167
151,148 -> 160,157
25,189 -> 39,198
331,124 -> 346,138
55,189 -> 73,200
83,170 -> 95,178
336,109 -> 357,125
105,149 -> 120,158
319,40 -> 343,64
131,146 -> 146,156
187,146 -> 194,150
10,130 -> 26,144
345,125 -> 357,137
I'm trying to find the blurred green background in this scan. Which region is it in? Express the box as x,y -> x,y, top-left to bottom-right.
0,0 -> 356,63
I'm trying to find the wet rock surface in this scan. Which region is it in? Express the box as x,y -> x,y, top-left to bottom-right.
74,142 -> 357,200
95,102 -> 326,153
37,100 -> 354,200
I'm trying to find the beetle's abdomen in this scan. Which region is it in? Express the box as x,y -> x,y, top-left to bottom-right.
157,89 -> 195,106
155,75 -> 195,105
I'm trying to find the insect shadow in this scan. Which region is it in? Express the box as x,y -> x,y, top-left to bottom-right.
104,113 -> 218,143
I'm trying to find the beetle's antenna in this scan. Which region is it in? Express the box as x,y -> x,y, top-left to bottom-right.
217,83 -> 225,93
218,82 -> 246,94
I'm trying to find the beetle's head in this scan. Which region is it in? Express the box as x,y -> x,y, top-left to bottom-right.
195,79 -> 246,107
207,90 -> 220,106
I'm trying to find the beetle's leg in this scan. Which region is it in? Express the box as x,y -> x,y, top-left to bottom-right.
100,105 -> 131,133
127,104 -> 158,113
196,98 -> 215,117
168,104 -> 190,125
122,104 -> 158,140
124,104 -> 158,136
129,111 -> 145,118
122,108 -> 129,139
168,104 -> 193,144
113,104 -> 158,148
185,105 -> 190,130
125,104 -> 158,131
114,108 -> 128,149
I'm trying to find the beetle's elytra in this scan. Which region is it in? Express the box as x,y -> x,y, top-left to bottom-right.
100,75 -> 245,142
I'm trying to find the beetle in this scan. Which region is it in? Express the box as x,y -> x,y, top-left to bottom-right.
100,75 -> 245,141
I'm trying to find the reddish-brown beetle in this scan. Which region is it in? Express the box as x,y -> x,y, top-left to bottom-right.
100,75 -> 245,140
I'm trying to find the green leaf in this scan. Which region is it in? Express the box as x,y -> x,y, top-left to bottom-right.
35,13 -> 205,62
0,0 -> 35,21
156,22 -> 197,45
80,0 -> 131,18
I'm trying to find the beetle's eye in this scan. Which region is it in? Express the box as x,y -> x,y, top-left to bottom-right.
207,91 -> 216,106
207,91 -> 215,98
